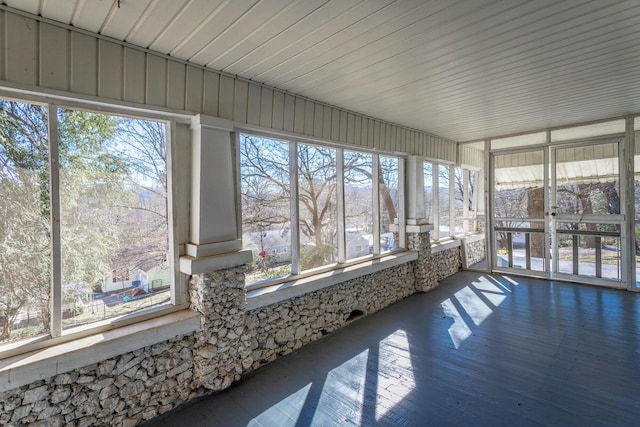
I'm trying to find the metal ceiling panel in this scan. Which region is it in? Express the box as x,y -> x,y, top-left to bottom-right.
228,1 -> 384,79
70,0 -> 115,33
202,0 -> 327,70
123,0 -> 188,48
4,0 -> 39,14
39,0 -> 78,24
5,0 -> 640,142
169,1 -> 259,60
99,0 -> 153,40
148,0 -> 224,53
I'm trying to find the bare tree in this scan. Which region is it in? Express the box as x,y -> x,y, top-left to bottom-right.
240,135 -> 401,271
110,118 -> 169,273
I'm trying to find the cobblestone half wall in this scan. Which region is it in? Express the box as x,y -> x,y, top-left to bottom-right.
190,268 -> 254,391
0,232 -> 465,426
247,262 -> 417,369
0,335 -> 198,426
406,231 -> 437,292
432,247 -> 462,281
463,237 -> 485,267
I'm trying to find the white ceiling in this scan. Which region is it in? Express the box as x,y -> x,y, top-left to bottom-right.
5,0 -> 640,142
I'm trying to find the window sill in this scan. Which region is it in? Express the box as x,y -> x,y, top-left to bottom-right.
246,251 -> 418,311
431,238 -> 461,253
458,233 -> 485,244
0,309 -> 200,393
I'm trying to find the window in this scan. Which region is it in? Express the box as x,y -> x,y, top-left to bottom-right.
345,151 -> 373,260
454,167 -> 465,233
0,97 -> 174,349
424,160 -> 480,241
298,144 -> 338,271
454,167 -> 479,235
240,133 -> 405,287
423,162 -> 434,225
379,156 -> 400,252
438,164 -> 451,239
239,135 -> 291,284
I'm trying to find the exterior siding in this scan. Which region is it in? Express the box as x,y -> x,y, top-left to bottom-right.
459,145 -> 484,168
0,9 -> 458,160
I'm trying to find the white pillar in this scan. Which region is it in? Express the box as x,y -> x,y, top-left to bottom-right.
180,115 -> 251,274
405,155 -> 433,237
406,155 -> 427,226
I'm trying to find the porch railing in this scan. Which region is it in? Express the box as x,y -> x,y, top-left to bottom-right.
555,228 -> 620,278
494,227 -> 545,270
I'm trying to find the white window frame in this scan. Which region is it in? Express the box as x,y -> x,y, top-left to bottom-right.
453,166 -> 481,237
425,159 -> 482,242
0,92 -> 187,360
426,160 -> 454,241
239,131 -> 406,291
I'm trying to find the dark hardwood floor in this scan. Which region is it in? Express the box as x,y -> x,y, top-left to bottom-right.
148,271 -> 640,427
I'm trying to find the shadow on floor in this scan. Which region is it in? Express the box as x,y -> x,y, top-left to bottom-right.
147,271 -> 640,427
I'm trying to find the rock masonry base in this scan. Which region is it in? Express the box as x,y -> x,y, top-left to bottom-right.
0,232 -> 464,426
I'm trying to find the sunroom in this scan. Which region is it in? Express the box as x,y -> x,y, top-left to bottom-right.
0,1 -> 639,426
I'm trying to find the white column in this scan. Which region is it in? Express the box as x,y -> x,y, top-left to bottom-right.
405,155 -> 432,236
406,155 -> 426,225
484,139 -> 493,271
180,115 -> 251,274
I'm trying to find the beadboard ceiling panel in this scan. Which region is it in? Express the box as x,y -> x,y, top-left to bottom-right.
5,0 -> 640,142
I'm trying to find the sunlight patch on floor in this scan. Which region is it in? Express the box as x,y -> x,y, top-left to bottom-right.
441,298 -> 472,348
311,349 -> 369,426
250,383 -> 311,427
473,276 -> 507,306
442,275 -> 511,348
455,286 -> 494,326
376,329 -> 415,421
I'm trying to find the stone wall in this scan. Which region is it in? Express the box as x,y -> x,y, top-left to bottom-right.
189,267 -> 253,391
432,247 -> 462,281
0,231 -> 465,426
406,231 -> 438,292
247,262 -> 416,369
462,236 -> 486,268
0,335 -> 198,427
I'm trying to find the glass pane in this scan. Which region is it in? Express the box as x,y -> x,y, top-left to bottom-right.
636,223 -> 640,287
423,162 -> 433,224
555,143 -> 619,215
454,168 -> 463,234
494,231 -> 545,272
438,165 -> 450,238
379,157 -> 399,252
556,223 -> 621,281
468,170 -> 477,233
344,151 -> 373,260
494,150 -> 546,265
0,100 -> 50,344
453,167 -> 471,234
299,144 -> 337,271
58,109 -> 170,330
494,151 -> 545,219
240,135 -> 291,284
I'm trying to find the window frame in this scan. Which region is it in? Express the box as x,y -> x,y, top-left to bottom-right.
239,130 -> 406,291
0,92 -> 186,359
424,159 -> 482,241
453,166 -> 481,236
424,159 -> 454,241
